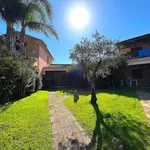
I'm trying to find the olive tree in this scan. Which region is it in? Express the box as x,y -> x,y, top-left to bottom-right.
70,31 -> 127,105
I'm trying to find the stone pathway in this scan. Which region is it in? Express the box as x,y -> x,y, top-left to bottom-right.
48,92 -> 90,150
136,89 -> 150,121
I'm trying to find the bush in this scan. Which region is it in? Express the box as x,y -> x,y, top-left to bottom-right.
21,67 -> 36,97
0,56 -> 21,104
35,75 -> 42,91
16,63 -> 42,98
0,50 -> 42,104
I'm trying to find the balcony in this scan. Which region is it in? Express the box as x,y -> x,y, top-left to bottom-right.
128,48 -> 150,66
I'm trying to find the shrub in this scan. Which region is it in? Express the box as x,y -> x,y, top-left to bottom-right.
35,75 -> 42,91
21,67 -> 36,97
0,55 -> 21,104
0,44 -> 42,104
14,62 -> 42,98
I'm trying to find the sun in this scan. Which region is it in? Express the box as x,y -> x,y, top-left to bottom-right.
69,7 -> 89,29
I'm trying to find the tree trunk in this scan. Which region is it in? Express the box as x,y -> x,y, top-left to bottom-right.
19,25 -> 26,57
6,22 -> 13,51
90,78 -> 97,105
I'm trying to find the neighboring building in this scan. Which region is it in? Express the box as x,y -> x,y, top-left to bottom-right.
24,35 -> 54,74
23,37 -> 87,88
42,64 -> 87,88
3,32 -> 150,88
120,33 -> 150,87
43,64 -> 70,87
0,33 -> 54,74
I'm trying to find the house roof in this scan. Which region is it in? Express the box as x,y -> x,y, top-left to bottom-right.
44,64 -> 71,69
120,33 -> 150,48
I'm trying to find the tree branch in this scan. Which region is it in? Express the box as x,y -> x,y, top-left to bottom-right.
89,67 -> 94,72
93,58 -> 101,76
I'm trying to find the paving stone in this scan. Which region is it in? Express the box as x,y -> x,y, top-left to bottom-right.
51,116 -> 58,124
52,122 -> 61,134
137,90 -> 150,121
48,92 -> 90,149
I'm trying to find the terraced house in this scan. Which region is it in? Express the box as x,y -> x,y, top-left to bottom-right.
1,33 -> 54,74
24,35 -> 85,88
24,34 -> 150,88
22,34 -> 54,74
120,33 -> 150,87
6,33 -> 150,88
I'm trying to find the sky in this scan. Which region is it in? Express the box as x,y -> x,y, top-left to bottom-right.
1,0 -> 150,64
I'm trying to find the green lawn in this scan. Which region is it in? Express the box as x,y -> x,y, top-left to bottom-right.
0,91 -> 53,150
62,88 -> 150,150
56,89 -> 75,96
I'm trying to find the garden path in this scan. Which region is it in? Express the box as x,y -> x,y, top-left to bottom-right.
137,89 -> 150,121
48,92 -> 90,150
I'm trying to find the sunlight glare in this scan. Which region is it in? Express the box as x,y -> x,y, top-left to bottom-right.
69,7 -> 89,29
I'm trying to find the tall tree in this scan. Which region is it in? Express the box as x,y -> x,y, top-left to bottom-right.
0,0 -> 23,50
70,31 -> 127,105
18,0 -> 58,54
0,0 -> 58,53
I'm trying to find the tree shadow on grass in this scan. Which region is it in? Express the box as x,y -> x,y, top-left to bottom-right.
57,103 -> 150,150
107,112 -> 150,150
58,138 -> 91,150
91,105 -> 150,150
89,105 -> 103,150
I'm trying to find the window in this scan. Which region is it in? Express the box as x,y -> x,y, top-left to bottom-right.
130,46 -> 142,58
132,69 -> 143,79
47,56 -> 50,64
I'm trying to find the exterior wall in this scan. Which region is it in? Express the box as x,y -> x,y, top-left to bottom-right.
25,35 -> 39,59
126,64 -> 150,87
122,43 -> 150,66
142,43 -> 150,49
43,68 -> 66,75
39,45 -> 53,74
25,35 -> 39,67
121,39 -> 150,87
128,57 -> 150,66
122,48 -> 131,52
42,64 -> 69,75
122,43 -> 150,52
24,35 -> 53,74
1,33 -> 54,74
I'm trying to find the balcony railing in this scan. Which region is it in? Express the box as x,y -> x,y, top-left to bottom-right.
129,48 -> 150,59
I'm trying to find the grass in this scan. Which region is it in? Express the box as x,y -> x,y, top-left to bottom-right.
0,91 -> 53,150
62,88 -> 150,150
56,88 -> 90,96
56,88 -> 76,96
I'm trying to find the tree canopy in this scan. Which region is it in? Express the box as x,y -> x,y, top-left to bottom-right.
70,31 -> 127,105
0,0 -> 58,52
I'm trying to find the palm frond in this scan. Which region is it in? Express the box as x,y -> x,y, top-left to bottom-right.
38,0 -> 53,22
22,0 -> 53,22
26,21 -> 58,40
0,0 -> 23,23
21,2 -> 46,24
